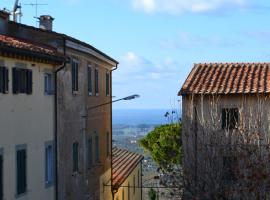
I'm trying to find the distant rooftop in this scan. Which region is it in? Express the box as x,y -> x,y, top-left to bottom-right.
179,63 -> 270,95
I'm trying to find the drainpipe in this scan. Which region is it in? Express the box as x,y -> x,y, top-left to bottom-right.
111,63 -> 118,200
54,37 -> 67,200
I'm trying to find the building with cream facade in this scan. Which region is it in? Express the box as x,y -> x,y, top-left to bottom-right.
0,32 -> 64,200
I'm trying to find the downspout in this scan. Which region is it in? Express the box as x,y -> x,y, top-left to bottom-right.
54,37 -> 67,200
111,63 -> 118,200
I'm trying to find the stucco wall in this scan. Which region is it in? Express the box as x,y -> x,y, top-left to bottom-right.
113,163 -> 142,200
0,56 -> 55,200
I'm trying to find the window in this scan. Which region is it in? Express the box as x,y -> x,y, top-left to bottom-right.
128,182 -> 130,200
133,175 -> 135,194
0,66 -> 8,94
72,59 -> 79,92
13,68 -> 32,94
222,108 -> 239,130
122,189 -> 125,200
88,65 -> 92,95
72,142 -> 79,172
106,132 -> 110,157
95,67 -> 99,95
137,170 -> 140,187
106,71 -> 110,96
222,156 -> 237,182
0,149 -> 3,200
44,73 -> 54,95
16,147 -> 27,195
45,144 -> 54,186
87,137 -> 92,168
95,135 -> 99,162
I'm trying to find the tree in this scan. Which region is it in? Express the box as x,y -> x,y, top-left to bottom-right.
139,110 -> 182,199
148,188 -> 157,200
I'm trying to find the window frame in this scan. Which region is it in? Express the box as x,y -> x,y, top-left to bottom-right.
45,141 -> 54,188
221,108 -> 239,130
15,144 -> 27,197
44,73 -> 54,95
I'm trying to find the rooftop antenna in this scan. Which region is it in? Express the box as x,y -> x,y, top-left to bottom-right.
13,0 -> 22,23
24,0 -> 48,27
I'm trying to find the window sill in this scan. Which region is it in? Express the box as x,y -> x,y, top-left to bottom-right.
45,181 -> 54,188
15,190 -> 28,199
72,91 -> 80,95
72,171 -> 82,176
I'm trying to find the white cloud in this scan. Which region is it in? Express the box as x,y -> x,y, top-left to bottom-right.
114,52 -> 182,85
131,0 -> 246,14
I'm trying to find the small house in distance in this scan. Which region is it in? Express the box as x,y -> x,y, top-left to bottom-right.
179,63 -> 270,200
102,147 -> 143,200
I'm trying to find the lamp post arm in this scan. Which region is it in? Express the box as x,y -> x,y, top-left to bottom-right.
87,98 -> 124,111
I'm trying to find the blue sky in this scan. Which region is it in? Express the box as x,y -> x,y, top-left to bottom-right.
1,0 -> 270,109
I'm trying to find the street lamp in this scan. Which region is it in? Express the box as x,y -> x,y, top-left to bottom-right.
87,94 -> 140,111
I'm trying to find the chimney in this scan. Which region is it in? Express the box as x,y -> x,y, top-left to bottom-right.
0,10 -> 10,22
39,15 -> 54,31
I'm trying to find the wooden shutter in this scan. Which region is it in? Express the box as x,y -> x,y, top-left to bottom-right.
72,61 -> 75,91
106,73 -> 109,96
88,67 -> 92,94
26,70 -> 32,94
12,68 -> 19,94
95,68 -> 98,94
4,68 -> 8,93
0,155 -> 3,200
0,67 -> 3,93
72,143 -> 78,172
95,136 -> 99,162
17,149 -> 26,195
221,109 -> 226,129
88,138 -> 92,168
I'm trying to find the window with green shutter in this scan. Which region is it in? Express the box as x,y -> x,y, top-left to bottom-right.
72,142 -> 79,172
95,67 -> 99,95
106,72 -> 109,96
72,59 -> 79,92
87,138 -> 92,168
88,65 -> 92,95
95,135 -> 99,163
12,68 -> 32,94
0,66 -> 8,94
16,148 -> 27,195
0,153 -> 3,200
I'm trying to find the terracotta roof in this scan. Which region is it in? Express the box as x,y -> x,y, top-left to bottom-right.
0,34 -> 58,56
112,147 -> 143,189
179,63 -> 270,95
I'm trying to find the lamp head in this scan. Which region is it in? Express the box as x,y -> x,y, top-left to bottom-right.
123,94 -> 140,100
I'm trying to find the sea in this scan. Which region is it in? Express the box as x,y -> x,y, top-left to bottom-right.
112,109 -> 181,125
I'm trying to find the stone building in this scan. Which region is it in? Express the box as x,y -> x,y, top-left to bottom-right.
0,32 -> 64,200
179,63 -> 270,199
0,11 -> 118,200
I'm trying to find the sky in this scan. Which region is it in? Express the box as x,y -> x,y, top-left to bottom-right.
1,0 -> 270,109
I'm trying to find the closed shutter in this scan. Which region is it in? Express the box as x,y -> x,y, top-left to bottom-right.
72,143 -> 78,172
26,70 -> 32,94
88,67 -> 92,94
17,149 -> 26,195
72,62 -> 75,91
222,109 -> 226,129
95,136 -> 99,162
106,73 -> 109,96
0,155 -> 3,200
0,67 -> 3,93
12,68 -> 19,94
95,68 -> 98,94
4,68 -> 8,93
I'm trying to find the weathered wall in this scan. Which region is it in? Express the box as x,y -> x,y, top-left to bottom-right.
0,56 -> 55,200
57,47 -> 113,200
182,94 -> 270,199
